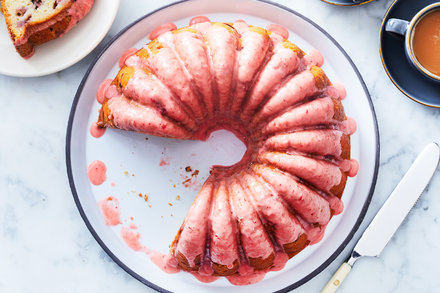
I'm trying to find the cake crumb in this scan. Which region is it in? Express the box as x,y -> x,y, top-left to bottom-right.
138,193 -> 142,197
171,214 -> 174,217
132,174 -> 135,177
185,166 -> 192,172
168,202 -> 173,206
124,171 -> 128,175
144,194 -> 149,202
148,204 -> 152,208
176,195 -> 180,200
173,184 -> 176,188
161,216 -> 163,218
145,137 -> 149,141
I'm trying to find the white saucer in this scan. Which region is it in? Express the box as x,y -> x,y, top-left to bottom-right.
0,0 -> 120,77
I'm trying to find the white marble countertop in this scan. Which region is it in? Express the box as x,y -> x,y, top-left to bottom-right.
1,0 -> 439,292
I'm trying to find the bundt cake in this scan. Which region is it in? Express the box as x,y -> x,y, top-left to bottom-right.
95,17 -> 358,285
0,0 -> 94,58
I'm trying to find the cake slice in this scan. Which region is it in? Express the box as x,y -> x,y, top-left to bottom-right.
0,0 -> 94,58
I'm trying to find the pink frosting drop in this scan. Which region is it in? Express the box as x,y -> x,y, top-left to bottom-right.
192,273 -> 220,283
338,159 -> 359,177
272,252 -> 289,271
307,225 -> 327,245
149,23 -> 177,40
333,82 -> 347,100
90,122 -> 106,138
149,251 -> 180,274
121,227 -> 144,251
88,160 -> 107,185
98,196 -> 121,226
119,48 -> 138,68
189,16 -> 210,25
347,159 -> 359,177
96,79 -> 112,104
235,19 -> 247,24
227,271 -> 266,286
304,49 -> 324,67
267,24 -> 289,39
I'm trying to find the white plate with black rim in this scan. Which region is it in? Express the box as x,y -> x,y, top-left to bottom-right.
66,0 -> 379,292
0,0 -> 120,77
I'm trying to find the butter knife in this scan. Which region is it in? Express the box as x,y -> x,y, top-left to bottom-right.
322,142 -> 440,293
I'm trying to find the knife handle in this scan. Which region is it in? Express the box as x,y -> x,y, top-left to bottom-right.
321,262 -> 352,293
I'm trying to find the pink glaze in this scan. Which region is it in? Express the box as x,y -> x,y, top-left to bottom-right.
191,273 -> 220,283
166,28 -> 215,116
228,178 -> 274,260
88,160 -> 106,185
340,117 -> 357,135
241,41 -> 301,120
189,16 -> 210,25
149,251 -> 180,274
252,69 -> 318,125
209,180 -> 239,268
149,22 -> 177,40
320,192 -> 344,215
175,181 -> 214,268
140,41 -> 205,120
105,95 -> 190,139
104,84 -> 119,100
338,159 -> 359,177
64,0 -> 94,32
272,251 -> 289,271
227,271 -> 266,286
263,97 -> 336,134
121,227 -> 143,251
230,24 -> 271,114
304,49 -> 324,67
119,48 -> 138,68
241,173 -> 304,246
252,164 -> 331,226
123,68 -> 197,129
204,23 -> 239,112
96,79 -> 112,104
265,130 -> 344,158
98,196 -> 121,226
89,122 -> 106,138
267,24 -> 289,39
333,83 -> 347,99
259,152 -> 342,192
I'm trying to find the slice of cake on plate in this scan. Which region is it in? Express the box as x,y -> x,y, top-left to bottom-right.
0,0 -> 94,58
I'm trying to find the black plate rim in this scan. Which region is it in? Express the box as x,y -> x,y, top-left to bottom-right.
379,0 -> 440,108
66,0 -> 380,292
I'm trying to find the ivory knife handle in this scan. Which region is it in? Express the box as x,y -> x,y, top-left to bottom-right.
321,262 -> 352,293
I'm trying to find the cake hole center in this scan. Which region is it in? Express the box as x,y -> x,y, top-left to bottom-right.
204,130 -> 247,168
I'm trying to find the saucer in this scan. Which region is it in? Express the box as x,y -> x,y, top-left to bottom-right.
320,0 -> 374,6
380,0 -> 440,108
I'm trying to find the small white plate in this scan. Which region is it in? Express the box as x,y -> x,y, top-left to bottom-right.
0,0 -> 120,77
67,0 -> 379,292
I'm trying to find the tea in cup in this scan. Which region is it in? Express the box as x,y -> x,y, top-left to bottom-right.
386,3 -> 440,81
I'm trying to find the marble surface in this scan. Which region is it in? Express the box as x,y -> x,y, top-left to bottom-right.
1,0 -> 439,292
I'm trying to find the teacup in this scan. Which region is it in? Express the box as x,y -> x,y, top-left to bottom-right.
386,3 -> 440,82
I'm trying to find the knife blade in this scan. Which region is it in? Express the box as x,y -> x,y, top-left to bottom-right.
322,142 -> 440,293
